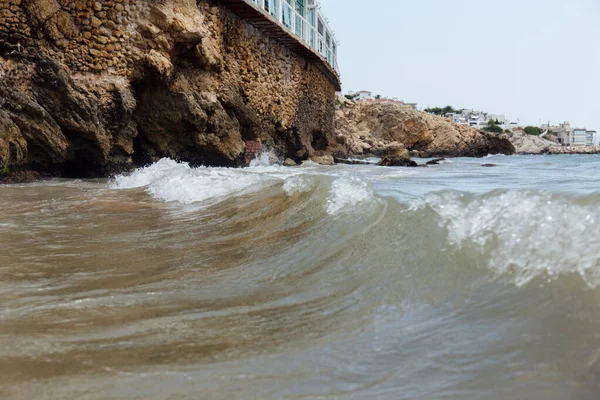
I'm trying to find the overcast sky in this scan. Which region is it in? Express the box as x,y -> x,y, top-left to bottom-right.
320,0 -> 599,130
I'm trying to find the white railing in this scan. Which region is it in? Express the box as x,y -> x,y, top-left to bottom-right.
250,0 -> 339,75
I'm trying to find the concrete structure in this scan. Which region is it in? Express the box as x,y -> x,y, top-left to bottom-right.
232,0 -> 340,78
589,130 -> 599,145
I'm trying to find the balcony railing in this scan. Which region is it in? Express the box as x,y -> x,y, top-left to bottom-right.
250,0 -> 339,75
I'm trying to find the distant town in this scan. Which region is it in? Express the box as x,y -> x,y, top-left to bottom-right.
345,90 -> 598,147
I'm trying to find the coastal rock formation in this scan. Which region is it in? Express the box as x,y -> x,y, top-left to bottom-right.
507,130 -> 600,155
333,96 -> 515,158
0,0 -> 337,176
506,130 -> 559,154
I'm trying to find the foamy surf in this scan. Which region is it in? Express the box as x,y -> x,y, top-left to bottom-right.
415,190 -> 600,287
112,158 -> 278,205
112,157 -> 377,213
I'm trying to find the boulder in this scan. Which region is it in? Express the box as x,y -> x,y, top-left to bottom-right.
378,146 -> 418,167
310,153 -> 335,166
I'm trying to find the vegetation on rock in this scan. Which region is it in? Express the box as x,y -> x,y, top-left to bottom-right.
483,119 -> 504,133
524,126 -> 543,136
424,106 -> 462,116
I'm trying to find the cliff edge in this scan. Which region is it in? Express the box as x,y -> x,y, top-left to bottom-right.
0,0 -> 337,176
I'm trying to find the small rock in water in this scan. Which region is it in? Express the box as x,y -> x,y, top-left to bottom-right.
426,158 -> 446,165
481,163 -> 497,167
378,146 -> 418,167
283,158 -> 297,167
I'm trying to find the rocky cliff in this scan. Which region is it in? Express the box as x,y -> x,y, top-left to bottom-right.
332,97 -> 515,158
0,0 -> 338,176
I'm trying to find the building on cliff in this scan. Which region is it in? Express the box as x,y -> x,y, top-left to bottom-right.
347,90 -> 373,101
237,0 -> 340,74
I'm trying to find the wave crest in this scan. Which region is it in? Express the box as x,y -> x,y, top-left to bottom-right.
417,191 -> 600,287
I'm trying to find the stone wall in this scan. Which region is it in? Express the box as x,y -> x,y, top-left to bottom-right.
0,0 -> 338,175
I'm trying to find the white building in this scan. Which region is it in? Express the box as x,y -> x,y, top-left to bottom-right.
551,122 -> 597,146
555,122 -> 573,145
446,110 -> 511,129
347,90 -> 373,101
572,128 -> 588,146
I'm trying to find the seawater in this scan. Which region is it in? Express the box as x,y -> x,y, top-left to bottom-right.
1,155 -> 600,399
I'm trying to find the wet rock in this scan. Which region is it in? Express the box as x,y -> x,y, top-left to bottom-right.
310,153 -> 335,166
378,146 -> 418,167
426,158 -> 446,165
283,158 -> 297,167
0,170 -> 42,184
481,164 -> 497,167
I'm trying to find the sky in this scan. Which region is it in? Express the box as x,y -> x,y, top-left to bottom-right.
319,0 -> 599,130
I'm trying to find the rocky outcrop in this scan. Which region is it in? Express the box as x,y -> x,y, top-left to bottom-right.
506,130 -> 559,154
507,130 -> 600,154
0,0 -> 337,176
333,96 -> 515,158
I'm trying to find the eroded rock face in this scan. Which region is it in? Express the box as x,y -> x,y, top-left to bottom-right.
0,0 -> 338,175
334,96 -> 515,158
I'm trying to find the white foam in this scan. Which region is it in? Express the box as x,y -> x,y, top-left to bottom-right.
418,191 -> 600,287
249,150 -> 279,167
283,176 -> 314,195
326,176 -> 373,214
112,158 -> 275,205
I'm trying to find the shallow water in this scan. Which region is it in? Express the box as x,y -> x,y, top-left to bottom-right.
1,155 -> 600,399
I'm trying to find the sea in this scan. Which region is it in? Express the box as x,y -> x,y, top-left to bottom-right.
1,154 -> 600,399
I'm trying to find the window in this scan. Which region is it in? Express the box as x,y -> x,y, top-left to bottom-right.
296,0 -> 305,17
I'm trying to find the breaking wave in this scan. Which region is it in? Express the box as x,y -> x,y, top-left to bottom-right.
6,154 -> 600,399
112,158 -> 600,288
413,191 -> 600,287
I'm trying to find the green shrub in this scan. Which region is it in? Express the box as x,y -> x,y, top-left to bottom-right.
424,105 -> 462,116
482,119 -> 503,133
0,166 -> 9,176
483,125 -> 503,133
524,126 -> 542,136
